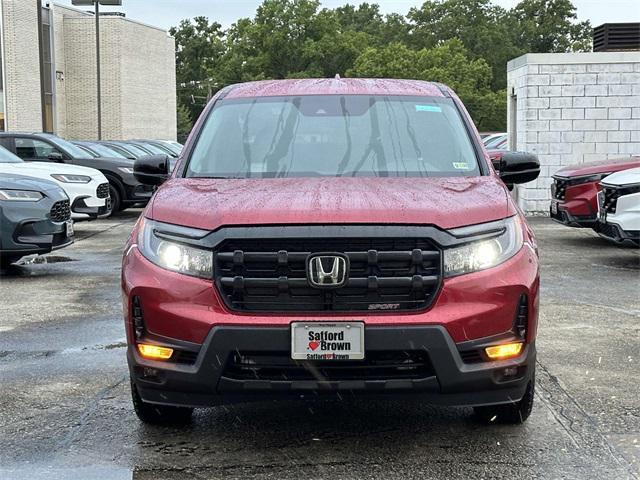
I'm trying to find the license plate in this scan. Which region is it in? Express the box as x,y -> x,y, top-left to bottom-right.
550,200 -> 558,215
291,322 -> 364,360
65,220 -> 74,237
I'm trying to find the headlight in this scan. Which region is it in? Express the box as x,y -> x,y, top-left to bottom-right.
137,218 -> 212,279
0,189 -> 43,201
444,216 -> 524,277
118,167 -> 134,174
51,174 -> 92,183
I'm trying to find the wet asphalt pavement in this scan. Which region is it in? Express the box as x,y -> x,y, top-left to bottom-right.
0,211 -> 639,479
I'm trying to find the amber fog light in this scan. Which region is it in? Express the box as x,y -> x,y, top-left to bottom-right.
137,344 -> 174,361
485,342 -> 523,360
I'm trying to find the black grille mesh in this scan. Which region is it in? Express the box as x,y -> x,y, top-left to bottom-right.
50,200 -> 71,222
96,183 -> 110,199
223,350 -> 434,381
214,237 -> 442,313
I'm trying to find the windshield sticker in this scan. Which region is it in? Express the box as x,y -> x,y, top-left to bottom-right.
453,162 -> 470,170
415,105 -> 442,113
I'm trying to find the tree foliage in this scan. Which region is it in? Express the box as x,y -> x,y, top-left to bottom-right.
169,0 -> 592,131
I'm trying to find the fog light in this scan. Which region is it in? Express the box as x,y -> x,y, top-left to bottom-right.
485,342 -> 523,360
137,343 -> 173,360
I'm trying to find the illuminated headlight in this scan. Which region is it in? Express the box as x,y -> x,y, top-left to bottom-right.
51,174 -> 92,183
0,189 -> 43,201
444,216 -> 524,277
137,218 -> 212,278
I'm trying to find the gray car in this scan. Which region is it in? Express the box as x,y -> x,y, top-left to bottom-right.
0,173 -> 74,267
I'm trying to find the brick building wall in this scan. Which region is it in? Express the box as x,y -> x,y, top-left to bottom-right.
1,2 -> 176,140
507,52 -> 640,213
1,0 -> 43,131
55,4 -> 176,140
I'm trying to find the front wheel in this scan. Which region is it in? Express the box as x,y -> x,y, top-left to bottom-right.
106,184 -> 122,217
130,379 -> 193,425
473,375 -> 535,424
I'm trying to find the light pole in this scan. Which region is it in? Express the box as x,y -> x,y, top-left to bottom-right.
71,0 -> 122,140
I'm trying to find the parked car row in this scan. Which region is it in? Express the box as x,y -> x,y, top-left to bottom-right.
550,155 -> 640,246
0,132 -> 182,268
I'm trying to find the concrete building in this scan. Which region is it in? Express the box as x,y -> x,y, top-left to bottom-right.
0,0 -> 176,140
507,52 -> 640,213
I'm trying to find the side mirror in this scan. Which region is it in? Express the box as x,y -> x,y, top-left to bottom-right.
48,151 -> 64,162
498,152 -> 540,185
133,154 -> 170,186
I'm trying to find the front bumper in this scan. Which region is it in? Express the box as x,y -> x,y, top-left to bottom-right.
129,325 -> 535,408
549,201 -> 596,228
71,196 -> 111,218
1,215 -> 73,257
596,221 -> 640,246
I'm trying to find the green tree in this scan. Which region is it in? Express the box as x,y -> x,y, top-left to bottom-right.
509,0 -> 592,52
407,0 -> 522,90
348,39 -> 505,131
169,17 -> 225,120
176,102 -> 193,143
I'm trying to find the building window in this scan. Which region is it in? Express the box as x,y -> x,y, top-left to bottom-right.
39,4 -> 55,133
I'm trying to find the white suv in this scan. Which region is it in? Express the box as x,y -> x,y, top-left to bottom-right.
0,146 -> 110,219
597,166 -> 640,246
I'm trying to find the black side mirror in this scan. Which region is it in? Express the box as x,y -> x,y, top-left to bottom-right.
48,151 -> 64,162
498,152 -> 540,185
133,154 -> 170,186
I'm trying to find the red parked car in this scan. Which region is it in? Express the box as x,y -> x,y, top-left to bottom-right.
122,79 -> 541,426
550,156 -> 640,228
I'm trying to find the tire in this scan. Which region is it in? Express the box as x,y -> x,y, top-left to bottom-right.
130,379 -> 193,425
473,375 -> 535,425
106,183 -> 121,216
0,255 -> 21,269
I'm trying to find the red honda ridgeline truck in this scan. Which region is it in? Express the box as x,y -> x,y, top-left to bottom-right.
122,79 -> 541,425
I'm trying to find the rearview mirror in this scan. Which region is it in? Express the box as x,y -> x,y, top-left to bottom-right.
133,154 -> 170,186
498,152 -> 540,185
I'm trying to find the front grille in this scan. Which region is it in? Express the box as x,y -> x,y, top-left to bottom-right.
223,350 -> 433,381
50,200 -> 71,222
96,182 -> 110,199
214,237 -> 442,312
602,187 -> 620,214
553,178 -> 567,200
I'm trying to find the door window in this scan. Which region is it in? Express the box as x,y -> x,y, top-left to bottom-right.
14,138 -> 60,160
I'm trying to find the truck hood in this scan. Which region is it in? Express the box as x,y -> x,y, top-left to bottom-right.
149,176 -> 513,231
601,166 -> 640,187
555,156 -> 640,178
0,161 -> 106,180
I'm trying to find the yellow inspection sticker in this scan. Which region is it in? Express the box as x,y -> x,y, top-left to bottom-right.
453,162 -> 469,169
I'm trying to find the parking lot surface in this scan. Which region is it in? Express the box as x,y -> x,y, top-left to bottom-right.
0,212 -> 638,479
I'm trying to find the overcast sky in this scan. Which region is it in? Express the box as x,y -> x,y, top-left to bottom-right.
54,0 -> 640,31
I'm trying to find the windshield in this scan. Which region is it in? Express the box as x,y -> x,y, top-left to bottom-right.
117,143 -> 148,157
186,95 -> 481,178
46,135 -> 93,159
87,143 -> 127,159
0,145 -> 23,163
136,142 -> 167,155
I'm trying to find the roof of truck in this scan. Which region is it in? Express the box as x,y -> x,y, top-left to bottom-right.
223,78 -> 449,99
